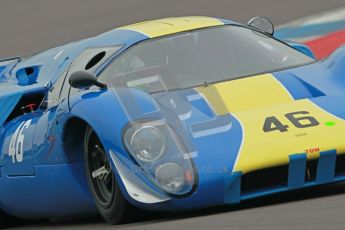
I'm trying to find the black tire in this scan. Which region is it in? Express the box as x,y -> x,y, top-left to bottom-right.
0,210 -> 14,228
84,126 -> 130,225
0,210 -> 27,228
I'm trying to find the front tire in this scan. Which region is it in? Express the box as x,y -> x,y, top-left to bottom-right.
0,210 -> 27,228
84,126 -> 129,224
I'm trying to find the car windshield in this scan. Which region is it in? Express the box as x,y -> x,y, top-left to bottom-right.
99,25 -> 314,93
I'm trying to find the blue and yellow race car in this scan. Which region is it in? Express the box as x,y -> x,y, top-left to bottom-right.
1,16 -> 344,226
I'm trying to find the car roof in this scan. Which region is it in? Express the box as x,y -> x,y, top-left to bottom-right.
115,16 -> 234,38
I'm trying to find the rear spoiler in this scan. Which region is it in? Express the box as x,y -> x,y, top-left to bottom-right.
0,57 -> 21,79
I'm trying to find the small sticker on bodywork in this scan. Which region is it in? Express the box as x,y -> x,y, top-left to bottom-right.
305,147 -> 320,154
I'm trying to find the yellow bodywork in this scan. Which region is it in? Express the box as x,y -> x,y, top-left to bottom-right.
197,74 -> 345,174
118,16 -> 224,38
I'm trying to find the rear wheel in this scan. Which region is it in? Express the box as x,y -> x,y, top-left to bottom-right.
84,126 -> 129,224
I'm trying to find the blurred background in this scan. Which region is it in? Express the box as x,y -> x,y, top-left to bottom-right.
0,0 -> 345,57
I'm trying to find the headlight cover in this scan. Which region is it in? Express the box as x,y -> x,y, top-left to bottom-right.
123,119 -> 197,196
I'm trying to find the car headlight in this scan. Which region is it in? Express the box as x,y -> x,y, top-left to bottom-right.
125,125 -> 166,162
156,163 -> 186,194
123,120 -> 197,196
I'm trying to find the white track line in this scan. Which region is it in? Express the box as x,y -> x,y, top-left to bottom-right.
278,6 -> 345,29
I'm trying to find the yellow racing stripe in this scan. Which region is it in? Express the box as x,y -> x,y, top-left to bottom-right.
197,74 -> 294,113
118,16 -> 224,38
197,74 -> 345,174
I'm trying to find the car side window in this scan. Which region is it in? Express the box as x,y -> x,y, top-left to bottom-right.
58,45 -> 122,102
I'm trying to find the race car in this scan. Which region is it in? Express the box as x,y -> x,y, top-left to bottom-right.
1,16 -> 345,226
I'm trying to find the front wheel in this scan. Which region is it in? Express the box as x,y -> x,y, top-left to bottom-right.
84,126 -> 129,224
0,210 -> 27,228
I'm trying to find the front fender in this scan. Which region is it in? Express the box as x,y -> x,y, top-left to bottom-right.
68,89 -> 171,208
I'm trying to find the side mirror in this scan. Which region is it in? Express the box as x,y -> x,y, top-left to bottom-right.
248,17 -> 274,35
69,70 -> 106,89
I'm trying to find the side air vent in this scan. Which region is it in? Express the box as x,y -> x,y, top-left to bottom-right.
16,65 -> 41,86
85,51 -> 106,70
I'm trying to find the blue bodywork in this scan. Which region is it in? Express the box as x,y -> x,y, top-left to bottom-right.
1,19 -> 345,220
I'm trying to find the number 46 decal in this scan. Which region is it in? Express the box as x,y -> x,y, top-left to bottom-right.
263,111 -> 319,133
8,120 -> 32,163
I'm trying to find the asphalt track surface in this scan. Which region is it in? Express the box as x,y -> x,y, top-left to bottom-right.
1,0 -> 345,229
